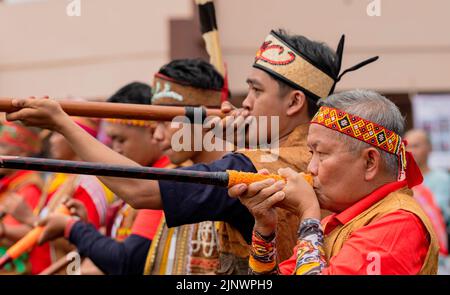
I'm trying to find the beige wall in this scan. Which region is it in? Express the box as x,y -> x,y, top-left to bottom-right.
217,0 -> 450,94
1,0 -> 449,98
0,0 -> 192,98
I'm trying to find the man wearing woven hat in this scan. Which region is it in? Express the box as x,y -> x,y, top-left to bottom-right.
229,89 -> 439,275
5,29 -> 378,274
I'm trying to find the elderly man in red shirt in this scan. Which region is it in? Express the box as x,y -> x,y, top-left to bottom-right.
229,89 -> 439,275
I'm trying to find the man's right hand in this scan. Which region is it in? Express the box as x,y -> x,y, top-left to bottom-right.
207,101 -> 252,148
5,97 -> 70,132
228,169 -> 286,236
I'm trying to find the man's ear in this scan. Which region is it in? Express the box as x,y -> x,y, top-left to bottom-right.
362,147 -> 382,181
286,90 -> 306,116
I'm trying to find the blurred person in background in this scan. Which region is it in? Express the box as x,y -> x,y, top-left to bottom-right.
0,121 -> 44,274
405,128 -> 450,274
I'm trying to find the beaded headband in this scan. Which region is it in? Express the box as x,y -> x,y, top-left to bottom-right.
151,73 -> 223,108
311,106 -> 402,155
253,31 -> 379,100
311,106 -> 423,188
105,118 -> 155,128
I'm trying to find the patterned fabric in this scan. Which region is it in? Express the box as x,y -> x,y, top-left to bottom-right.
0,121 -> 42,154
254,31 -> 335,99
294,218 -> 326,275
76,175 -> 112,226
143,217 -> 192,275
29,173 -> 113,274
248,231 -> 278,275
312,106 -> 402,156
248,219 -> 327,275
0,170 -> 43,274
188,221 -> 220,274
151,73 -> 222,108
110,203 -> 136,241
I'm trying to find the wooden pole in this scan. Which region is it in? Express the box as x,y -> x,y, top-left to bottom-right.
0,98 -> 224,121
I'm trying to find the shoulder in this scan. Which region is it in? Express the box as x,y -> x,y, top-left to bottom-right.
355,209 -> 429,246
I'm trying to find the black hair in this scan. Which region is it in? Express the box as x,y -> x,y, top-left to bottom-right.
158,58 -> 224,91
273,29 -> 339,118
107,82 -> 153,105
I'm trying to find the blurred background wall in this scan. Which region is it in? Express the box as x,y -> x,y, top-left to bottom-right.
1,0 -> 449,97
0,0 -> 449,167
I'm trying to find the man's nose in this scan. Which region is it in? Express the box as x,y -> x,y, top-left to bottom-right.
307,157 -> 319,176
153,125 -> 164,141
242,95 -> 253,111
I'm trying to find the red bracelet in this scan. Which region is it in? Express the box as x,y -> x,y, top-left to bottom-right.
64,218 -> 78,239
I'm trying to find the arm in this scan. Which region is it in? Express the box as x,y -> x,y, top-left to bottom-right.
36,214 -> 152,275
159,153 -> 256,243
68,221 -> 151,275
248,217 -> 325,276
6,98 -> 162,209
0,223 -> 33,244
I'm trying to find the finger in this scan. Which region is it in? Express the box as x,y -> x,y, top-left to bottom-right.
278,167 -> 298,179
231,108 -> 245,118
228,184 -> 248,198
5,108 -> 34,122
258,191 -> 286,209
64,200 -> 81,216
254,181 -> 286,203
232,115 -> 246,132
245,178 -> 277,198
11,98 -> 33,108
208,116 -> 222,129
36,217 -> 49,227
258,169 -> 270,175
223,115 -> 236,130
220,101 -> 235,113
64,199 -> 80,209
37,223 -> 59,245
37,227 -> 50,245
